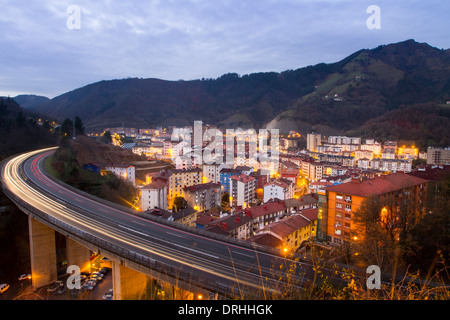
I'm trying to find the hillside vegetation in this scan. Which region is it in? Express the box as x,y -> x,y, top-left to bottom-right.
32,39 -> 450,146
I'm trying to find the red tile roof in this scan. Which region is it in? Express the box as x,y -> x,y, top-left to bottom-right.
408,165 -> 450,181
264,215 -> 311,238
230,173 -> 255,183
142,180 -> 167,190
300,208 -> 318,221
324,173 -> 428,197
250,233 -> 283,248
246,200 -> 286,218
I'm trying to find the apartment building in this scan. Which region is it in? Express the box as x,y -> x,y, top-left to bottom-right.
317,173 -> 428,246
370,158 -> 412,173
183,182 -> 221,212
140,180 -> 168,211
307,133 -> 322,152
263,180 -> 294,203
105,164 -> 136,185
229,174 -> 256,208
427,147 -> 450,165
255,208 -> 318,252
167,168 -> 202,209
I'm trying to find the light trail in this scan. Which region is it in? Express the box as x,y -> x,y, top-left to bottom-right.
1,149 -> 287,295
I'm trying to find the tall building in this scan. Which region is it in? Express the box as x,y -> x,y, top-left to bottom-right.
183,182 -> 221,212
427,147 -> 450,165
229,174 -> 256,208
167,168 -> 202,209
317,173 -> 428,246
307,133 -> 322,152
140,180 -> 168,211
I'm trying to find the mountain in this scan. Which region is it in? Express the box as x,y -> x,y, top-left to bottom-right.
36,39 -> 450,145
13,94 -> 50,111
0,97 -> 57,160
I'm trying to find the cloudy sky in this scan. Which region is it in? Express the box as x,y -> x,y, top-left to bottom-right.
1,0 -> 449,98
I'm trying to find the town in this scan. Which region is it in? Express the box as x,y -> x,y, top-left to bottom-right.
78,122 -> 449,256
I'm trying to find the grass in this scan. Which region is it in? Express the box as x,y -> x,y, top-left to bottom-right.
43,154 -> 60,179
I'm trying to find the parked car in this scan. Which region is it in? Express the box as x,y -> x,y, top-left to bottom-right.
85,279 -> 97,287
81,283 -> 94,291
47,280 -> 63,293
0,284 -> 10,294
102,289 -> 113,300
18,274 -> 31,281
91,272 -> 103,281
100,267 -> 110,275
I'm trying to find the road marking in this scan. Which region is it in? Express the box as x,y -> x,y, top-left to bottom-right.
118,225 -> 148,237
171,242 -> 219,259
166,232 -> 185,238
232,251 -> 255,258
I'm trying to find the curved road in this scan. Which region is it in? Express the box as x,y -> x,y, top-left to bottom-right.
1,148 -> 313,298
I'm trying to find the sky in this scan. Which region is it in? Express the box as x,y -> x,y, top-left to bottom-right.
0,0 -> 449,99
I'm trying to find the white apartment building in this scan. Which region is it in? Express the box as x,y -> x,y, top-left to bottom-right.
229,174 -> 256,208
105,165 -> 136,185
263,180 -> 294,203
140,180 -> 168,211
327,136 -> 361,145
307,133 -> 322,152
370,159 -> 412,173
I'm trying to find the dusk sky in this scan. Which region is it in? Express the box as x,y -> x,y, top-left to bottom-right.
1,0 -> 449,99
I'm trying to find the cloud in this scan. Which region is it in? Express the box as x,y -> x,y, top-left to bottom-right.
0,0 -> 449,98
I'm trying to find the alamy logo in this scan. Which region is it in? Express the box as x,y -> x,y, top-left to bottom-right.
66,5 -> 81,30
366,5 -> 381,30
171,121 -> 280,171
366,265 -> 381,289
66,265 -> 81,289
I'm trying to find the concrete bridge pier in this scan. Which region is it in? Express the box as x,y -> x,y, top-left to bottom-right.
28,216 -> 57,289
112,262 -> 152,300
66,238 -> 92,274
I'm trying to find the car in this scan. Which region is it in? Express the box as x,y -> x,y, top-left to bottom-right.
57,285 -> 66,294
102,293 -> 113,300
99,268 -> 110,275
0,284 -> 10,294
18,274 -> 31,281
85,279 -> 97,287
47,280 -> 63,293
102,289 -> 113,300
81,283 -> 94,291
91,272 -> 103,281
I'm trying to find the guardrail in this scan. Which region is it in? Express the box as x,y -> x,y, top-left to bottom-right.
2,152 -> 310,299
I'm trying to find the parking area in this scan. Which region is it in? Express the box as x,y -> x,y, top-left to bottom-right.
1,266 -> 114,300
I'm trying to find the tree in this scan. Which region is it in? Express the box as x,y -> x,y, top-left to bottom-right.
74,116 -> 85,135
100,131 -> 113,144
15,110 -> 26,128
173,197 -> 187,212
61,118 -> 73,137
351,196 -> 397,271
402,177 -> 450,275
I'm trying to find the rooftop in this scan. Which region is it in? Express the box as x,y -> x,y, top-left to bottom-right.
324,173 -> 428,197
408,165 -> 450,181
230,173 -> 255,183
246,200 -> 286,218
262,214 -> 311,239
141,180 -> 167,190
183,182 -> 221,192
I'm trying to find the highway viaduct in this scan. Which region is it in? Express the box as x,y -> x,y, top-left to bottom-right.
1,148 -> 310,300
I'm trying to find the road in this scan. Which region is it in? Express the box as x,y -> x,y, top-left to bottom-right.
1,148 -> 315,298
